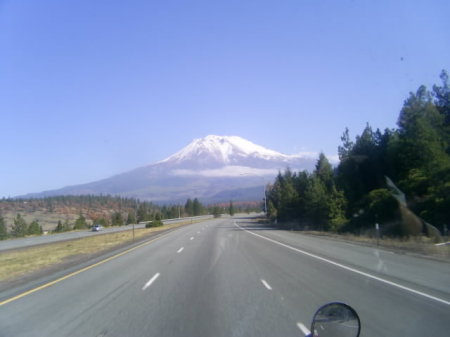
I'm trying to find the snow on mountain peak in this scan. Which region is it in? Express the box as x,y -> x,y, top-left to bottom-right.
160,135 -> 290,165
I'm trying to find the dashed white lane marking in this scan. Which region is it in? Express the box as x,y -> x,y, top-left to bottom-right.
197,231 -> 201,234
235,222 -> 450,306
261,279 -> 272,290
190,236 -> 194,240
142,273 -> 160,290
297,322 -> 311,336
177,247 -> 184,253
0,230 -> 179,307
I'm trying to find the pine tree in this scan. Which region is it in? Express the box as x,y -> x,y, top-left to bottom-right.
137,203 -> 148,222
185,199 -> 194,216
73,214 -> 87,229
267,200 -> 277,221
433,70 -> 450,127
193,198 -> 202,216
111,212 -> 124,226
54,220 -> 64,232
27,220 -> 43,235
338,127 -> 354,161
212,206 -> 222,218
127,212 -> 136,225
395,85 -> 448,175
63,219 -> 72,231
304,176 -> 329,229
11,214 -> 28,237
0,215 -> 7,240
315,153 -> 334,191
228,200 -> 235,216
277,169 -> 299,222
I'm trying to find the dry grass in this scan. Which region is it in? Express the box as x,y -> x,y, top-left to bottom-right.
0,220 -> 201,282
302,231 -> 450,259
251,217 -> 450,259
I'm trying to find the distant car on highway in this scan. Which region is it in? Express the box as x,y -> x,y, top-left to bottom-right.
91,224 -> 102,232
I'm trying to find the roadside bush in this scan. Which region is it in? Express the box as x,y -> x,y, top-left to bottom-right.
212,206 -> 222,218
145,219 -> 163,228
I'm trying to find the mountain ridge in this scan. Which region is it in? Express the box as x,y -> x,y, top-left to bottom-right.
21,135 -> 321,203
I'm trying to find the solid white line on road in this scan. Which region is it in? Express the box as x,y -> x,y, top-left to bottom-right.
142,273 -> 160,290
190,236 -> 194,240
235,222 -> 450,306
435,241 -> 450,246
261,279 -> 272,290
177,247 -> 184,253
297,322 -> 311,336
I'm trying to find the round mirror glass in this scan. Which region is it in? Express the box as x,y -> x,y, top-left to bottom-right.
311,302 -> 360,337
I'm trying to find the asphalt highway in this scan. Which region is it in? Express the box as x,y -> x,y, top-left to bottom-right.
0,216 -> 449,337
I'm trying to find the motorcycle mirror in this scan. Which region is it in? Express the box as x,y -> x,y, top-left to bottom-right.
310,302 -> 360,337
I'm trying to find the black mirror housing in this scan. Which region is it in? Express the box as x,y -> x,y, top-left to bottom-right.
310,302 -> 361,337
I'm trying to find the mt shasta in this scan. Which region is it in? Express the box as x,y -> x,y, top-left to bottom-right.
25,136 -> 320,203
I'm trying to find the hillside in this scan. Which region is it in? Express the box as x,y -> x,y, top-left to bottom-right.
0,196 -> 153,232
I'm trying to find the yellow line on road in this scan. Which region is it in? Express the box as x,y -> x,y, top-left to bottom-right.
0,231 -> 173,307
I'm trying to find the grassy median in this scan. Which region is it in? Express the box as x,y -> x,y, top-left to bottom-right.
0,220 -> 200,282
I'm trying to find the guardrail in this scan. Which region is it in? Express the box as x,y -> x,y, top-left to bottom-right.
137,214 -> 214,226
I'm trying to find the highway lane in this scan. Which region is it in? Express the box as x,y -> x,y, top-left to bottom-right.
233,220 -> 450,336
239,221 -> 450,300
0,215 -> 213,252
0,216 -> 449,336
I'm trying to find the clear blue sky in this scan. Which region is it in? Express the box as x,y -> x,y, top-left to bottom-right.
1,0 -> 449,197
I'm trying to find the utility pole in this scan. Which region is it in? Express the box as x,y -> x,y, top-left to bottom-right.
263,184 -> 268,216
133,199 -> 138,242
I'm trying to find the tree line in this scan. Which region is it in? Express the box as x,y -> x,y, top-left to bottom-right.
0,195 -> 262,239
266,70 -> 450,237
0,196 -> 214,239
0,213 -> 43,239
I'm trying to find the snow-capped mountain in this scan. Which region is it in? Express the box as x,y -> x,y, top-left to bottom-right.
23,135 -> 320,202
158,135 -> 314,176
160,135 -> 294,167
